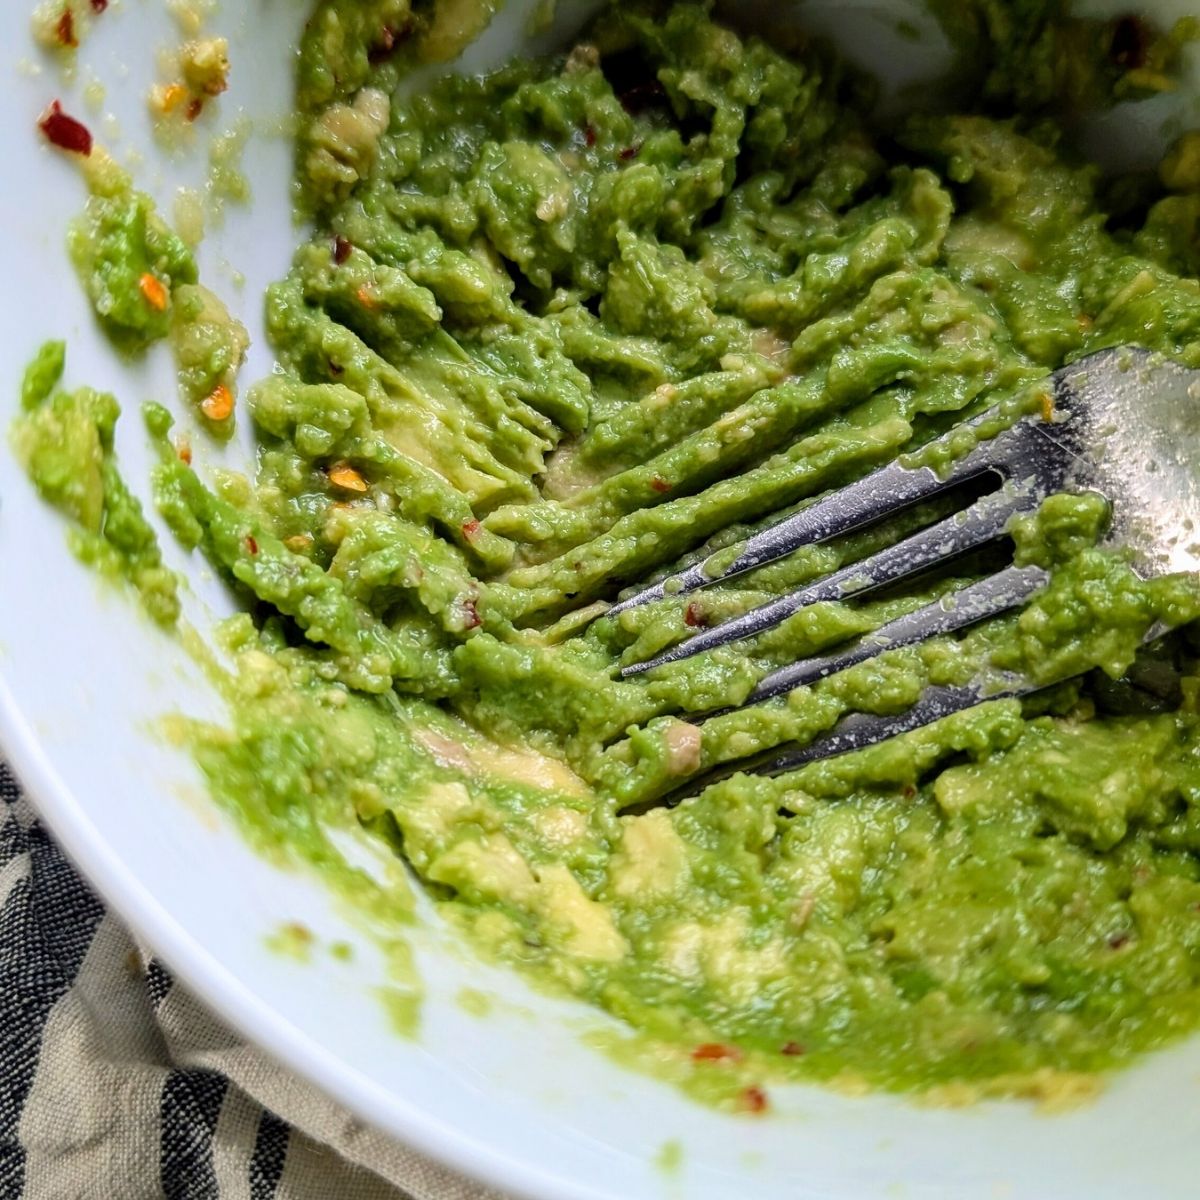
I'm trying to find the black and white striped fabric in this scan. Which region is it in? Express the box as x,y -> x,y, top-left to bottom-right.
0,764 -> 506,1200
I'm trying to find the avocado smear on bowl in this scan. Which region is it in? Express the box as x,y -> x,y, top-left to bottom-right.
17,0 -> 1200,1109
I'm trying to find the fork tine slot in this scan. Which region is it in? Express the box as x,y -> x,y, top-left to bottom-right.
608,419 -> 1010,617
748,564 -> 1049,703
622,487 -> 1038,676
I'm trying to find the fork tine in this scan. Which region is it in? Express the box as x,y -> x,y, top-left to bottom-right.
747,563 -> 1049,703
738,679 -> 1034,778
644,677 -> 1037,809
621,486 -> 1039,676
658,579 -> 1181,801
606,413 -> 1013,618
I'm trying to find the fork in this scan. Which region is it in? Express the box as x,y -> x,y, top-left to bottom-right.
607,347 -> 1200,776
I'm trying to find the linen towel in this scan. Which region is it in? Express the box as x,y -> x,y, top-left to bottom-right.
0,763 -> 508,1200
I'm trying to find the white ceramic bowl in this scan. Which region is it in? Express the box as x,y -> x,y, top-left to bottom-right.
2,3 -> 1200,1198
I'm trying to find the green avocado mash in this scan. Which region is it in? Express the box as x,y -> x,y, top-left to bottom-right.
15,345 -> 180,627
19,0 -> 1200,1108
67,149 -> 248,436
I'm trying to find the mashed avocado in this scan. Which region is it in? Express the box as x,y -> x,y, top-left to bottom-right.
15,345 -> 180,627
19,0 -> 1200,1107
65,149 -> 249,436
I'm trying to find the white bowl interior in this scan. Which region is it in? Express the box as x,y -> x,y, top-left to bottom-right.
1,2 -> 1199,1198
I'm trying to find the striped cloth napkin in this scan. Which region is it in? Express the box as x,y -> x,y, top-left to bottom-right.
0,763 -> 507,1200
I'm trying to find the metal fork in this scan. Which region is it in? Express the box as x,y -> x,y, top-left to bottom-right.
609,347 -> 1200,776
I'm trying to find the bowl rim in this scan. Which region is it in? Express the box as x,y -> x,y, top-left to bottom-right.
4,4 -> 1200,1198
0,678 -> 613,1200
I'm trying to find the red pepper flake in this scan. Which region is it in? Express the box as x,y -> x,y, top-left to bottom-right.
38,100 -> 93,156
584,125 -> 597,148
200,382 -> 235,421
461,519 -> 481,541
739,1085 -> 769,1115
649,476 -> 671,494
139,272 -> 170,313
781,1042 -> 805,1056
328,462 -> 367,493
683,601 -> 706,628
57,7 -> 78,47
461,598 -> 482,630
333,235 -> 353,265
692,1042 -> 741,1063
902,784 -> 916,799
1108,932 -> 1131,951
175,439 -> 192,466
618,143 -> 642,161
90,0 -> 108,11
185,97 -> 204,122
245,535 -> 259,556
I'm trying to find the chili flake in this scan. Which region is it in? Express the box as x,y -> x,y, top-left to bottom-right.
245,535 -> 259,556
462,519 -> 482,541
739,1085 -> 769,1114
333,235 -> 353,265
649,476 -> 671,493
780,1042 -> 805,1056
328,463 -> 368,493
200,383 -> 234,422
38,100 -> 93,156
91,0 -> 108,11
683,602 -> 706,628
692,1042 -> 741,1063
138,273 -> 169,312
57,7 -> 78,48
